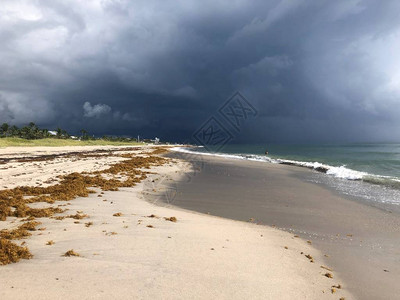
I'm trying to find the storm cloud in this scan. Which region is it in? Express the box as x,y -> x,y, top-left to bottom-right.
1,0 -> 400,142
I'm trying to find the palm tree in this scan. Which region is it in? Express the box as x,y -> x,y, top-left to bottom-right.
42,129 -> 50,138
80,129 -> 89,140
56,127 -> 63,139
0,123 -> 9,137
61,129 -> 69,138
29,122 -> 41,139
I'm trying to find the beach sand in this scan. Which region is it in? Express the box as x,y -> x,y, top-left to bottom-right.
166,151 -> 400,300
0,146 -> 351,299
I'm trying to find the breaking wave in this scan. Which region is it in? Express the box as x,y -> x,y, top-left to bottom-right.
171,147 -> 400,190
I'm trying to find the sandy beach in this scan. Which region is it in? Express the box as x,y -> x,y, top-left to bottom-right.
167,151 -> 400,300
0,146 -> 351,299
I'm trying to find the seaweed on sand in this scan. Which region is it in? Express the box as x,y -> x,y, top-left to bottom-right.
0,221 -> 41,240
62,249 -> 80,257
0,238 -> 32,265
0,149 -> 169,265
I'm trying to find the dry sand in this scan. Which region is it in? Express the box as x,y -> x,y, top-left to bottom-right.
0,146 -> 352,299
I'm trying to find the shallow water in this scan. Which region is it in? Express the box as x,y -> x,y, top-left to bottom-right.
175,143 -> 400,209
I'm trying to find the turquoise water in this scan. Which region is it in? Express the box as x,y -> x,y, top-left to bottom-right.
178,143 -> 400,209
196,143 -> 400,178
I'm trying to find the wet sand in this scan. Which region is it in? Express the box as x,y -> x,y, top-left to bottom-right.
166,152 -> 400,300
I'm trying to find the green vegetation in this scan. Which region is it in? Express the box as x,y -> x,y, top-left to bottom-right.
0,138 -> 141,147
0,122 -> 68,140
0,122 -> 143,147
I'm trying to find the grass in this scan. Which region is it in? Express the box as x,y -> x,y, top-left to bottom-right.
0,137 -> 143,147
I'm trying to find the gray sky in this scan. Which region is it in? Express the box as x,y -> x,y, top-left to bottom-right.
1,0 -> 400,143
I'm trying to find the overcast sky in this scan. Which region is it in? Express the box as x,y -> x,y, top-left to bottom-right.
1,0 -> 400,143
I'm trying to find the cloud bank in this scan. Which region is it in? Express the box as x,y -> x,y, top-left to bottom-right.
1,0 -> 400,142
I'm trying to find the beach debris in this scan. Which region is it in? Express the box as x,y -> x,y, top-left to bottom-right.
74,221 -> 80,224
67,213 -> 89,220
211,248 -> 215,250
383,269 -> 389,272
332,284 -> 341,289
284,246 -> 288,249
0,149 -> 169,265
331,288 -> 336,294
164,216 -> 177,222
62,249 -> 80,257
0,239 -> 32,265
339,298 -> 345,300
113,212 -> 122,217
105,232 -> 117,236
324,272 -> 333,278
321,265 -> 333,272
85,222 -> 93,227
307,240 -> 312,245
38,227 -> 46,231
293,235 -> 299,238
146,225 -> 154,228
0,221 -> 41,240
305,254 -> 314,263
147,214 -> 158,218
46,240 -> 54,245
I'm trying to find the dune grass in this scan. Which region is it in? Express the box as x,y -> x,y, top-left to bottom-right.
0,137 -> 143,147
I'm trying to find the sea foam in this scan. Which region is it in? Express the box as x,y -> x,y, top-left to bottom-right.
171,146 -> 400,188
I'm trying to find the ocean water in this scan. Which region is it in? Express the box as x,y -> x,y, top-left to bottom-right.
173,143 -> 400,211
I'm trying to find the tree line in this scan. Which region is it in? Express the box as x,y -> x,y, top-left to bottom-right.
0,122 -> 139,142
0,122 -> 91,140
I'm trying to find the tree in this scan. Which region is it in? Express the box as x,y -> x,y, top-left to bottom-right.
80,129 -> 89,140
56,127 -> 63,139
9,125 -> 19,137
0,123 -> 9,137
61,129 -> 69,138
42,129 -> 50,138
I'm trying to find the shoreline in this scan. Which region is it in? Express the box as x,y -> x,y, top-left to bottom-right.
165,151 -> 400,300
0,145 -> 351,299
172,147 -> 400,214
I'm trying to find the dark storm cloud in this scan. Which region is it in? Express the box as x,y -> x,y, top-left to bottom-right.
1,0 -> 400,142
